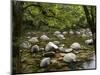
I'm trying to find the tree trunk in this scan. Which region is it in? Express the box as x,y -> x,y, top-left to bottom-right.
12,1 -> 24,73
83,6 -> 96,45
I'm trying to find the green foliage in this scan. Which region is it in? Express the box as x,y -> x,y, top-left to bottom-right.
22,2 -> 88,30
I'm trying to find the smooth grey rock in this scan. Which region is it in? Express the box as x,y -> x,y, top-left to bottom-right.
63,31 -> 68,35
40,35 -> 49,41
31,45 -> 39,53
40,57 -> 51,67
76,31 -> 81,35
85,39 -> 93,45
29,37 -> 39,43
56,34 -> 65,40
54,31 -> 61,35
63,53 -> 76,62
45,42 -> 58,51
69,30 -> 74,35
70,42 -> 81,50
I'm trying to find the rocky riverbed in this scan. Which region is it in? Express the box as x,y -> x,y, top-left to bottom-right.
13,30 -> 96,73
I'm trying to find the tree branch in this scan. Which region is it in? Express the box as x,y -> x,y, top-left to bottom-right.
23,3 -> 41,11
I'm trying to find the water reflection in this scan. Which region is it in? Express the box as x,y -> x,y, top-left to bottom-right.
82,54 -> 96,69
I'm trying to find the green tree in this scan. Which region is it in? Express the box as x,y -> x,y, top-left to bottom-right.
83,6 -> 96,44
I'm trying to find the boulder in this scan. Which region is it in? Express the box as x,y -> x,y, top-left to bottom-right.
69,30 -> 74,35
40,35 -> 49,41
70,42 -> 81,50
56,34 -> 65,40
62,31 -> 68,35
54,31 -> 61,35
87,31 -> 92,37
40,57 -> 51,67
85,39 -> 93,45
31,45 -> 39,53
45,42 -> 58,51
76,31 -> 81,35
29,37 -> 39,43
63,53 -> 76,62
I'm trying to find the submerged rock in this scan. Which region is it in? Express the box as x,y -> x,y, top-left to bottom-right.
40,35 -> 50,41
63,53 -> 76,62
70,42 -> 81,50
31,45 -> 39,53
20,41 -> 31,49
29,37 -> 39,43
45,42 -> 58,52
40,57 -> 51,67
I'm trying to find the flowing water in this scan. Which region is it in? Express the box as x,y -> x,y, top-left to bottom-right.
82,54 -> 96,69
